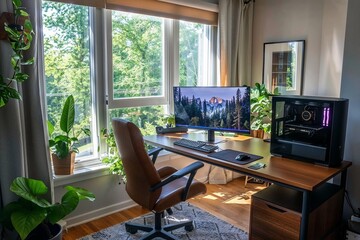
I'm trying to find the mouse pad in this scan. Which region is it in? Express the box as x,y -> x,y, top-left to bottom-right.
208,149 -> 263,165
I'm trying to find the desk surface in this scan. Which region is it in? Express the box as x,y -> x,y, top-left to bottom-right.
144,133 -> 351,191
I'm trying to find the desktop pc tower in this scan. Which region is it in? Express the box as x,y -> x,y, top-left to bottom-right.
270,95 -> 349,167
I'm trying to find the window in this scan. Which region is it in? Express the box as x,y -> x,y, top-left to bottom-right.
111,12 -> 163,100
43,2 -> 97,160
42,3 -> 217,168
108,11 -> 166,134
179,21 -> 217,87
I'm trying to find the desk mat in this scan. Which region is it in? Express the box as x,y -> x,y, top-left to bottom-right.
208,149 -> 263,165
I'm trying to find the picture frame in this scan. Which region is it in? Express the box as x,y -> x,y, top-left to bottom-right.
262,40 -> 305,95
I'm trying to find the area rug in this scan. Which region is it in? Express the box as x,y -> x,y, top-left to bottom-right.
80,202 -> 248,240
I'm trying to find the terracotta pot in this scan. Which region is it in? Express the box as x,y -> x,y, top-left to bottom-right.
251,129 -> 265,139
52,152 -> 75,175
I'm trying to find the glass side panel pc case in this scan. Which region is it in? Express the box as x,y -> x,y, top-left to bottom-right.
173,86 -> 251,142
271,95 -> 349,167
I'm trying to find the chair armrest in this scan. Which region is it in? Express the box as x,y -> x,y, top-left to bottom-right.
148,147 -> 163,164
149,161 -> 204,192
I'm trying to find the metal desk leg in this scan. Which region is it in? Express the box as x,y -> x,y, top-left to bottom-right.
300,190 -> 310,240
341,169 -> 348,188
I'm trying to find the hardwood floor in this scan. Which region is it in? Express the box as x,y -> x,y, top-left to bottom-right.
62,177 -> 266,239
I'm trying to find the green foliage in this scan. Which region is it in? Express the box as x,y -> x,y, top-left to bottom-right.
179,22 -> 202,86
250,83 -> 279,134
112,12 -> 162,99
0,0 -> 35,108
48,95 -> 90,159
43,2 -> 91,144
100,128 -> 125,179
163,114 -> 175,128
0,177 -> 95,240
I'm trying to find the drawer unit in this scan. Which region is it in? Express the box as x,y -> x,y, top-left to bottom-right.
249,184 -> 344,240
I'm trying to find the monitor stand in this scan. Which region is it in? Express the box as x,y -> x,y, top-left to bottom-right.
208,129 -> 215,143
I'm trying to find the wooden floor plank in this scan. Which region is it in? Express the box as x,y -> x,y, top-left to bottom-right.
62,177 -> 265,239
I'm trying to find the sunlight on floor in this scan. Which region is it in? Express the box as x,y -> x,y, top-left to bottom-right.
200,185 -> 267,205
223,191 -> 257,205
203,194 -> 218,200
213,192 -> 226,197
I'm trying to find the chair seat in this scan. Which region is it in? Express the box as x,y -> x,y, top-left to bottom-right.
154,177 -> 206,212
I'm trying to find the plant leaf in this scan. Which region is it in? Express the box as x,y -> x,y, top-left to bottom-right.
21,58 -> 34,65
60,95 -> 75,134
10,177 -> 51,208
0,97 -> 5,108
11,206 -> 47,240
18,9 -> 29,17
14,72 -> 29,82
47,120 -> 54,136
5,86 -> 21,100
24,19 -> 33,32
65,186 -> 95,201
47,190 -> 79,224
82,128 -> 91,136
12,0 -> 21,8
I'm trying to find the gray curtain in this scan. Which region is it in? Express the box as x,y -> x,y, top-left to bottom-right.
0,0 -> 53,210
218,0 -> 254,86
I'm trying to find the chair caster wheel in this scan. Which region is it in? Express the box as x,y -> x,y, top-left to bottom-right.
185,224 -> 194,232
126,226 -> 138,234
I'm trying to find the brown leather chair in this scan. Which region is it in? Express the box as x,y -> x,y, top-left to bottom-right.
112,118 -> 207,240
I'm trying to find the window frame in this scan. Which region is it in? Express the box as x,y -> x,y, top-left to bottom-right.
106,11 -> 179,110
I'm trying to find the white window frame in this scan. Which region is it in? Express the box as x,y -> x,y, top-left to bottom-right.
106,12 -> 179,110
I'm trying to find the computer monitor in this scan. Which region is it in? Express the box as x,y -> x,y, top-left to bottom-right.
173,86 -> 251,142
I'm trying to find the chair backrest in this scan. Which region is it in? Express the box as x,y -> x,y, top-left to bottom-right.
112,118 -> 161,210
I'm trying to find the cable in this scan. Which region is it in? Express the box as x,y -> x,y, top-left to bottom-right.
345,190 -> 359,216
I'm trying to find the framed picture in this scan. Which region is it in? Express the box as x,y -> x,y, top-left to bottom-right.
263,40 -> 305,95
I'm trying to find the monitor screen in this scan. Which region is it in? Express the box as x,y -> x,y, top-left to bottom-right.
173,86 -> 251,140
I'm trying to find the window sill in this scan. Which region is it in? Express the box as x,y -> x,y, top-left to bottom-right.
53,151 -> 176,187
53,161 -> 109,187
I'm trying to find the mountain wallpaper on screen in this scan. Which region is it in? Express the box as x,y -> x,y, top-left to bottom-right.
174,87 -> 250,133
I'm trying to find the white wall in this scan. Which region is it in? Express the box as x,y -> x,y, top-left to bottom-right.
252,0 -> 347,97
318,0 -> 347,97
340,0 -> 360,219
54,174 -> 133,227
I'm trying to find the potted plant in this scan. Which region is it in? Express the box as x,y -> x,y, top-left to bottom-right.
250,83 -> 279,140
0,177 -> 95,240
162,114 -> 175,128
48,95 -> 90,175
0,0 -> 34,108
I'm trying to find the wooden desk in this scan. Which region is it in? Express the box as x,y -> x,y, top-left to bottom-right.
144,133 -> 352,239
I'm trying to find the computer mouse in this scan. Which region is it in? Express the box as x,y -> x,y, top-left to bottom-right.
235,154 -> 251,161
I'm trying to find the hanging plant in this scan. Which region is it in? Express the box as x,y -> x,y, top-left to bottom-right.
0,0 -> 34,107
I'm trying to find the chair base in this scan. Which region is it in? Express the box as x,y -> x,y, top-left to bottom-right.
125,212 -> 194,240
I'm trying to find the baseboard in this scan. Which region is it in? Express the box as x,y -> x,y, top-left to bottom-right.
64,199 -> 136,229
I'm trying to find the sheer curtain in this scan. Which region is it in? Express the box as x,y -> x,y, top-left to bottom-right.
0,0 -> 53,213
218,0 -> 254,87
208,0 -> 254,184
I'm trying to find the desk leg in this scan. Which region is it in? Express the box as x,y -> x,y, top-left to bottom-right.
341,169 -> 348,188
300,190 -> 310,240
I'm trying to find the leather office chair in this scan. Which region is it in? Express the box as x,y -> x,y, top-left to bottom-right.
112,118 -> 207,240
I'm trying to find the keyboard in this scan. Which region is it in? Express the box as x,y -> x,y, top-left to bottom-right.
173,138 -> 219,153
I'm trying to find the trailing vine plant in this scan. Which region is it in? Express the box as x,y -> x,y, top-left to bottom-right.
101,128 -> 126,183
0,0 -> 34,107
